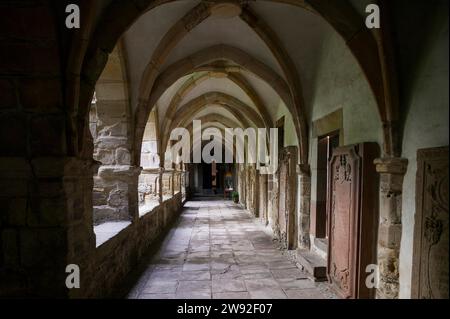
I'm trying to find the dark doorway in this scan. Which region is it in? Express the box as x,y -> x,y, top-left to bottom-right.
276,116 -> 285,151
202,162 -> 212,190
201,162 -> 226,195
315,131 -> 339,239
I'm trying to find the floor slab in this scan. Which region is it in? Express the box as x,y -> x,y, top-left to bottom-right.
128,198 -> 337,299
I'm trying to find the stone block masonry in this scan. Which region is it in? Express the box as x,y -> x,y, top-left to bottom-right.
73,193 -> 184,298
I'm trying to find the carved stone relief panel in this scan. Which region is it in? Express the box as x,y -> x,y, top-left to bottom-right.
259,173 -> 268,224
277,147 -> 297,249
327,146 -> 359,298
268,174 -> 279,231
327,143 -> 379,299
278,158 -> 288,244
412,146 -> 449,299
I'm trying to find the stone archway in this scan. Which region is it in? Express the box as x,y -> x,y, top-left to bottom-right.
89,42 -> 141,226
133,44 -> 294,165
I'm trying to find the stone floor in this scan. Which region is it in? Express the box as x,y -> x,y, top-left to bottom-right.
127,198 -> 337,299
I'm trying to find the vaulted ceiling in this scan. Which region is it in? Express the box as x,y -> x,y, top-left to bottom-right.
95,0 -> 374,160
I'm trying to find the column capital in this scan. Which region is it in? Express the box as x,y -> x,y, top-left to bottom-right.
374,157 -> 408,175
97,165 -> 142,180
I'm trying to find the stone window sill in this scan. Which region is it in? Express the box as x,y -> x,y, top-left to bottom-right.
139,201 -> 160,217
94,221 -> 132,247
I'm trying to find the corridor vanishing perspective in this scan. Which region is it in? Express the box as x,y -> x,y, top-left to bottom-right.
0,0 -> 448,301
128,199 -> 336,299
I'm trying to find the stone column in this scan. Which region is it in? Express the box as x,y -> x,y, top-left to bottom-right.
158,166 -> 164,204
180,171 -> 185,195
126,166 -> 142,222
259,173 -> 268,224
0,156 -> 99,298
95,165 -> 142,223
374,157 -> 408,299
171,170 -> 175,196
297,164 -> 311,250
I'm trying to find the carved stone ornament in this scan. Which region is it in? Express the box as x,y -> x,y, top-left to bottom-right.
327,143 -> 379,299
411,146 -> 449,299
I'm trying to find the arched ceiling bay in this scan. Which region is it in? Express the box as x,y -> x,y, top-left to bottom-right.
247,2 -> 332,113
123,0 -> 201,108
116,0 -> 378,162
177,76 -> 256,111
78,0 -> 398,163
161,16 -> 285,80
156,73 -> 202,126
121,1 -> 314,118
135,44 -> 295,138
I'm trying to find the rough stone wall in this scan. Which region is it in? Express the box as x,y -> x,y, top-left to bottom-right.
93,166 -> 140,225
245,165 -> 259,216
80,193 -> 183,298
162,171 -> 173,197
91,45 -> 131,167
259,173 -> 268,224
138,171 -> 159,205
0,2 -> 94,297
0,158 -> 98,298
174,171 -> 181,194
90,44 -> 135,224
140,110 -> 159,169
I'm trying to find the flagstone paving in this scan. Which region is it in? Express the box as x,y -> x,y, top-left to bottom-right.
128,198 -> 338,299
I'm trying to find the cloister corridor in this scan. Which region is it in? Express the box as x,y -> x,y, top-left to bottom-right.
0,1 -> 447,300
127,198 -> 337,299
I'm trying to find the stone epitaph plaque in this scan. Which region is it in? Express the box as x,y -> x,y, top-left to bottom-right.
327,143 -> 379,299
278,159 -> 288,241
277,147 -> 297,249
411,146 -> 449,299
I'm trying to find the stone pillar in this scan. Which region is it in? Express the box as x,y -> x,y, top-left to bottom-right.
126,166 -> 142,222
181,171 -> 185,194
0,156 -> 98,297
297,164 -> 311,250
259,173 -> 268,224
95,165 -> 142,223
158,166 -> 164,204
171,171 -> 175,196
374,157 -> 408,299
